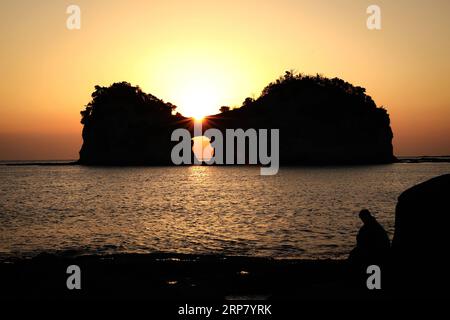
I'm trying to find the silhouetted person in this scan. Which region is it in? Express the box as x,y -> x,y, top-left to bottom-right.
347,210 -> 390,289
349,209 -> 390,265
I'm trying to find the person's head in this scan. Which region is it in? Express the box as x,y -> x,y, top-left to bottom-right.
359,209 -> 374,225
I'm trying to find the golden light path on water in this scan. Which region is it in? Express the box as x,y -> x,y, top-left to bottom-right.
2,163 -> 450,259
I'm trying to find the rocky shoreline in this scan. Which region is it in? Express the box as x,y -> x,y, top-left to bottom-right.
0,252 -> 377,300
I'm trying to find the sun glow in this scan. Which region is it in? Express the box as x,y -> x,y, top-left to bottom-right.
144,47 -> 250,120
174,77 -> 222,119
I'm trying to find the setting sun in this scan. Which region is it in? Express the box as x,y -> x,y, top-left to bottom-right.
142,45 -> 259,121
154,55 -> 237,119
175,79 -> 220,119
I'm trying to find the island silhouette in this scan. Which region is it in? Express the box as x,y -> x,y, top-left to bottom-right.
78,71 -> 396,165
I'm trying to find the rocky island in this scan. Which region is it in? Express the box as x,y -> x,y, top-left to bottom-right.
78,72 -> 395,165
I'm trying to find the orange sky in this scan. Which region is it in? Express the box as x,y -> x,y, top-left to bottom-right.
1,0 -> 450,160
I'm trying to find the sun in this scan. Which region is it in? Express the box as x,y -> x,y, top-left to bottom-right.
148,53 -> 240,119
184,86 -> 214,119
175,80 -> 221,119
193,115 -> 204,121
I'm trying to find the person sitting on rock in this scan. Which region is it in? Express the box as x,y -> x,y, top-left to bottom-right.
349,209 -> 390,265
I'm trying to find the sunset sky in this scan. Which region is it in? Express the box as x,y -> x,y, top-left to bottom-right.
1,0 -> 449,159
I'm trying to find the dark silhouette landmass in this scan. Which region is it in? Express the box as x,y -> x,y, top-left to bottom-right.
398,156 -> 450,163
205,71 -> 395,164
79,82 -> 185,165
78,72 -> 395,165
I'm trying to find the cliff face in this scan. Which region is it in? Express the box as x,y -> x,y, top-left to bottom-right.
79,73 -> 395,165
205,72 -> 395,164
79,82 -> 185,165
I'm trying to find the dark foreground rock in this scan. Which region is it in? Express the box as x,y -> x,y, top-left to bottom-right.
391,173 -> 450,295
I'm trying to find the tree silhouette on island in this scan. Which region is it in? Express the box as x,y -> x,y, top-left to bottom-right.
78,71 -> 395,165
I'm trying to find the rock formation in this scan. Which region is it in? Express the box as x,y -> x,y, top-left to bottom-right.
78,72 -> 396,165
391,174 -> 450,295
79,82 -> 186,165
206,72 -> 395,164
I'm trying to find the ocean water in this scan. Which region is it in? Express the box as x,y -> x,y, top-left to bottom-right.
1,163 -> 449,259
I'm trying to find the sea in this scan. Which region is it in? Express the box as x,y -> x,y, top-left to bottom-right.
1,161 -> 449,259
